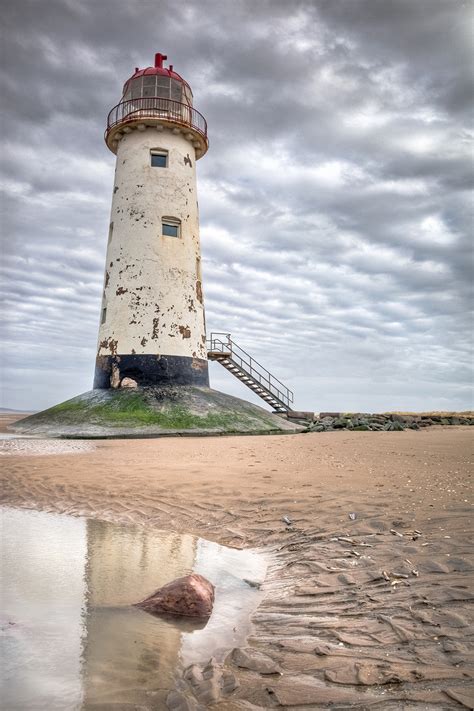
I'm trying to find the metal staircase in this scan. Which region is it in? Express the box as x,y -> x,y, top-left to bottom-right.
207,332 -> 294,414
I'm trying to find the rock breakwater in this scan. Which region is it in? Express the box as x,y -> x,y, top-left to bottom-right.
301,412 -> 474,432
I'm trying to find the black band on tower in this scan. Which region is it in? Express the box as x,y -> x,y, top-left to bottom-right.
94,354 -> 209,389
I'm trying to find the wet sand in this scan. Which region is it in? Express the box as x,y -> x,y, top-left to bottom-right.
1,417 -> 473,708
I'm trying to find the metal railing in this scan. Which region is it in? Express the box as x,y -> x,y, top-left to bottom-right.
106,97 -> 207,139
207,332 -> 294,410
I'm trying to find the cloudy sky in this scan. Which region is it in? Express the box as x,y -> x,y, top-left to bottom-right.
1,0 -> 472,412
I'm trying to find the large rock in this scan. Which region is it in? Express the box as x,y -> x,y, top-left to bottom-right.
135,573 -> 214,618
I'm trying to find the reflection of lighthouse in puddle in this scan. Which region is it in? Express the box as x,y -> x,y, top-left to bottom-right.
82,518 -> 198,707
1,508 -> 267,709
82,520 -> 267,706
83,521 -> 266,703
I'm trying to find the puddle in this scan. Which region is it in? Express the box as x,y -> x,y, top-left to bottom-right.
0,438 -> 95,455
1,507 -> 267,710
0,433 -> 34,439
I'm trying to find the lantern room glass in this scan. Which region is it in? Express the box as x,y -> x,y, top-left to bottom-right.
122,76 -> 193,106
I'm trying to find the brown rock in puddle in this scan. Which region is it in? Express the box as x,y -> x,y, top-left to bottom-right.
135,573 -> 214,618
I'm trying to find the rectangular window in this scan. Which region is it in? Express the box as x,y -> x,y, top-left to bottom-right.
101,307 -> 107,324
142,76 -> 156,98
156,76 -> 170,99
131,80 -> 142,100
151,150 -> 168,168
162,218 -> 181,238
108,222 -> 114,243
170,79 -> 182,102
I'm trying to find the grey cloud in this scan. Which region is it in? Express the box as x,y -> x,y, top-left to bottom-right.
1,0 -> 472,411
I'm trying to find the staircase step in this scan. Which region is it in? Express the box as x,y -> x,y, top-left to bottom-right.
211,338 -> 293,413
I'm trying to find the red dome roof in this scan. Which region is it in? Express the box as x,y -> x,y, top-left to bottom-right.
123,53 -> 192,95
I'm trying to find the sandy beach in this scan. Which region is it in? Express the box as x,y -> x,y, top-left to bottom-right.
1,418 -> 473,709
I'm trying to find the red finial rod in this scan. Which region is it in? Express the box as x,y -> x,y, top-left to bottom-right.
154,52 -> 167,69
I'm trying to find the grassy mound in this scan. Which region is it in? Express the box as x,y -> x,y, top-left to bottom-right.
10,386 -> 302,438
45,389 -> 254,429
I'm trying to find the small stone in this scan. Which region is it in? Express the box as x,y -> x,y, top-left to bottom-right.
135,573 -> 214,618
392,421 -> 405,431
121,377 -> 138,388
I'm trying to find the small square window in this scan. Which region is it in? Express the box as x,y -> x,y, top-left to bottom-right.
151,151 -> 168,168
162,221 -> 180,237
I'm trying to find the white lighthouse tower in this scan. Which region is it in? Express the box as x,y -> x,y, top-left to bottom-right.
10,52 -> 300,437
94,52 -> 209,390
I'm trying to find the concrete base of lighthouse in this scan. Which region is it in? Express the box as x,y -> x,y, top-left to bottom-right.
9,386 -> 304,438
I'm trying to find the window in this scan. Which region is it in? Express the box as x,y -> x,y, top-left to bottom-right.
142,76 -> 156,98
170,79 -> 182,102
151,150 -> 168,168
162,217 -> 181,238
101,307 -> 107,324
131,81 -> 141,100
108,222 -> 114,243
125,76 -> 175,101
183,85 -> 193,107
156,76 -> 171,99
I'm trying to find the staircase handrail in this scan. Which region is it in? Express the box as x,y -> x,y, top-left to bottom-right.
207,332 -> 294,406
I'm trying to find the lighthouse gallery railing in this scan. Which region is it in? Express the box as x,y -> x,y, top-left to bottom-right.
106,97 -> 207,139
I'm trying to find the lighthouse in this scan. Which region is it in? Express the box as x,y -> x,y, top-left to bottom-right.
94,52 -> 209,390
10,52 -> 299,437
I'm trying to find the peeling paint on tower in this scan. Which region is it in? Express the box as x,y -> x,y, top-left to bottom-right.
93,52 -> 210,390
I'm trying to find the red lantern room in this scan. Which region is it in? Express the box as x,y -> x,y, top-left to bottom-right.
105,53 -> 208,158
122,53 -> 194,106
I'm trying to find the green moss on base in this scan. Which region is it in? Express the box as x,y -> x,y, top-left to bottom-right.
24,388 -> 274,431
